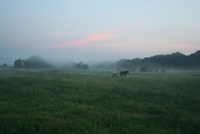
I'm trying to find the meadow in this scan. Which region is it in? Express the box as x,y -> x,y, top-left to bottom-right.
0,69 -> 200,134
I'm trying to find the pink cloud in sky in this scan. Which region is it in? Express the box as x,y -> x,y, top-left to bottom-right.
55,32 -> 113,47
54,18 -> 148,48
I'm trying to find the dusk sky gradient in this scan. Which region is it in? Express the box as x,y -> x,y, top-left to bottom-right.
1,0 -> 200,64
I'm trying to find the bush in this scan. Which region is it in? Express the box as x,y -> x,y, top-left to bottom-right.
75,62 -> 89,70
160,69 -> 166,73
154,69 -> 159,73
140,66 -> 149,72
3,63 -> 7,67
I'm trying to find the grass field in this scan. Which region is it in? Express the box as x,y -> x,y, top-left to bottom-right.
0,69 -> 200,134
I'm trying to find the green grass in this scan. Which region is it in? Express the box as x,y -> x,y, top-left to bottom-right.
0,69 -> 200,134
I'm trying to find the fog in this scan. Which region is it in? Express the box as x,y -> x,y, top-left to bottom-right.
1,50 -> 199,72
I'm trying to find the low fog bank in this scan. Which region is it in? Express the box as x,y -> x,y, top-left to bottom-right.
1,50 -> 200,72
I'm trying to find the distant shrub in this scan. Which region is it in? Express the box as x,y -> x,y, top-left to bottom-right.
140,66 -> 149,72
3,63 -> 7,67
75,62 -> 89,70
160,69 -> 166,73
154,69 -> 159,73
149,69 -> 153,72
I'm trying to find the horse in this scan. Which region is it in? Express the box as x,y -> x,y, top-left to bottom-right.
120,70 -> 129,76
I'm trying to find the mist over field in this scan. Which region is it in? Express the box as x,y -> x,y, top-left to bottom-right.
1,1 -> 200,133
1,50 -> 200,72
1,65 -> 200,133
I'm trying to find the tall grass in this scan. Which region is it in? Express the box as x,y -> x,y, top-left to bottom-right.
0,69 -> 200,133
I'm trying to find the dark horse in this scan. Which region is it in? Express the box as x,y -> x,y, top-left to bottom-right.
120,70 -> 129,76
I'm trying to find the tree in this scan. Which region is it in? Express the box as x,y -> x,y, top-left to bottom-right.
13,55 -> 47,69
154,69 -> 159,73
140,66 -> 149,72
14,59 -> 22,68
75,62 -> 89,70
24,55 -> 46,69
160,69 -> 166,73
3,63 -> 7,67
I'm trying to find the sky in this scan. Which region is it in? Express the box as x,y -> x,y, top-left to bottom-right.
0,0 -> 200,65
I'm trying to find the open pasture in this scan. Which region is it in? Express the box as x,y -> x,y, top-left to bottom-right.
0,69 -> 200,134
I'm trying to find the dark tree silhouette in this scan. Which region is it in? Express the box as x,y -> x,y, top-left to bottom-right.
3,63 -> 7,67
140,66 -> 149,72
13,55 -> 47,69
14,59 -> 22,68
75,62 -> 89,70
114,50 -> 200,70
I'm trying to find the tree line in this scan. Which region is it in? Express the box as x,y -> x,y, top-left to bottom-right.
12,50 -> 200,70
90,50 -> 200,70
115,50 -> 200,70
14,55 -> 48,69
13,55 -> 89,70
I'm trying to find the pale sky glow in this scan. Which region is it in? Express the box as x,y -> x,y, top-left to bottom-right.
0,0 -> 200,64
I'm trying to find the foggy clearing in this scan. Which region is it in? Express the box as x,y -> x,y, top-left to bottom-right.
1,0 -> 200,133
